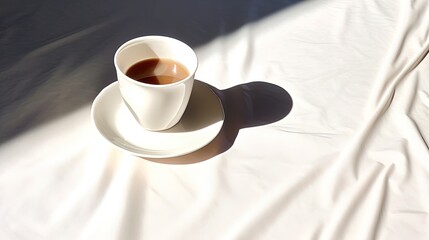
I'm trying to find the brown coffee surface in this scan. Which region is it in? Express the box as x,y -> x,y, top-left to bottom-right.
125,58 -> 189,85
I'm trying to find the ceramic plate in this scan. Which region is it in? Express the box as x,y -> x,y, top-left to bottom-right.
91,81 -> 224,158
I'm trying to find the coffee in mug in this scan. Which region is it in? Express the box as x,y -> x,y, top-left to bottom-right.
125,58 -> 189,85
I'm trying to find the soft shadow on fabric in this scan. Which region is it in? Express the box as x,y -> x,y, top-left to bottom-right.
0,0 -> 304,143
146,80 -> 293,164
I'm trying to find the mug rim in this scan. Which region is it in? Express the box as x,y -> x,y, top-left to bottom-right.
114,35 -> 198,88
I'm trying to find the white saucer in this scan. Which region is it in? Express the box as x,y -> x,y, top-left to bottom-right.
91,81 -> 224,158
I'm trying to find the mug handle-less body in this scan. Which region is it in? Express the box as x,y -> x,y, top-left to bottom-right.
118,75 -> 194,131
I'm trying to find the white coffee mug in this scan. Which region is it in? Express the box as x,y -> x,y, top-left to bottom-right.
114,36 -> 198,131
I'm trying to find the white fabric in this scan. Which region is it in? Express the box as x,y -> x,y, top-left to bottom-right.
1,0 -> 429,239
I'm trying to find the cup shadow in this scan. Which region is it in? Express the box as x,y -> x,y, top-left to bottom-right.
145,79 -> 293,164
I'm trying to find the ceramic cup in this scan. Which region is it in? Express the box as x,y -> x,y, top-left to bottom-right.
114,36 -> 198,131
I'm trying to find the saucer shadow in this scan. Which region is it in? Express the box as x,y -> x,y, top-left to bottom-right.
161,80 -> 224,134
145,80 -> 293,164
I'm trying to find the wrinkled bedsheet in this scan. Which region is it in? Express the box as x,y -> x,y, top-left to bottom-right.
1,0 -> 428,239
